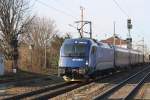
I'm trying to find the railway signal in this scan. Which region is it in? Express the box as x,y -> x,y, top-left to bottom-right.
127,19 -> 132,29
127,18 -> 133,49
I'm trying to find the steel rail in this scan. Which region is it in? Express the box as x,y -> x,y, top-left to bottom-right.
4,65 -> 147,100
4,72 -> 114,100
3,82 -> 71,100
93,66 -> 150,100
31,71 -> 129,100
26,83 -> 82,100
123,72 -> 150,100
21,67 -> 143,100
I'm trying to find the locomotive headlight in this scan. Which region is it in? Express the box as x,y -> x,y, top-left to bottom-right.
85,60 -> 89,66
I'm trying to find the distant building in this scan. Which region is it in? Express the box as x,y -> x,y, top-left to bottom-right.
100,36 -> 127,48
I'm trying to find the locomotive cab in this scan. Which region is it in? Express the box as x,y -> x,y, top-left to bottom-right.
58,39 -> 93,81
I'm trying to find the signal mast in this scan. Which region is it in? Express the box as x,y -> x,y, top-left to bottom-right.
127,18 -> 133,49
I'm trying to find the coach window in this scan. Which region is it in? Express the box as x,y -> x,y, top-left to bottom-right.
91,46 -> 96,54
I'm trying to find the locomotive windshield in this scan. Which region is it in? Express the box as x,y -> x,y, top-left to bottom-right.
62,44 -> 86,57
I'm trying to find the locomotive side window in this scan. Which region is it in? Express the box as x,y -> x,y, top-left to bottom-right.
91,46 -> 96,54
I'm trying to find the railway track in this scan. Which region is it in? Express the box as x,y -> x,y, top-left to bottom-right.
0,75 -> 64,99
94,65 -> 150,100
123,72 -> 150,100
3,72 -> 114,100
51,65 -> 148,100
3,82 -> 72,100
3,65 -> 149,100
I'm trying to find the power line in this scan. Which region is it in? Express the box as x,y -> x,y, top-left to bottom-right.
30,0 -> 38,8
52,0 -> 79,16
36,0 -> 78,20
112,0 -> 129,17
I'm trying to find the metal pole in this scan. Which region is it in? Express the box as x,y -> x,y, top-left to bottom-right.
89,22 -> 92,39
127,18 -> 132,49
143,37 -> 144,63
45,37 -> 47,68
120,37 -> 122,47
30,46 -> 32,69
113,21 -> 116,45
29,45 -> 32,71
80,6 -> 84,38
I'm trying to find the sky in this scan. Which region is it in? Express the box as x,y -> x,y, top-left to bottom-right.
31,0 -> 150,49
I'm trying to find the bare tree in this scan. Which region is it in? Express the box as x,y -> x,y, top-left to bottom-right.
21,17 -> 58,70
0,0 -> 33,73
49,34 -> 68,66
24,17 -> 58,48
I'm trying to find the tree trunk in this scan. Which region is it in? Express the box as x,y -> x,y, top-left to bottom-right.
13,47 -> 19,73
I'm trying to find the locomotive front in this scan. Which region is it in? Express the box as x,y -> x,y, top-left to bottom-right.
58,39 -> 91,81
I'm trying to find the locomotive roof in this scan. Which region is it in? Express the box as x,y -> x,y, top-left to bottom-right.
63,38 -> 95,44
63,38 -> 143,53
64,38 -> 92,41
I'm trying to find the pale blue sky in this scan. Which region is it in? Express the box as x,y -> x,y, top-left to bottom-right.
31,0 -> 150,48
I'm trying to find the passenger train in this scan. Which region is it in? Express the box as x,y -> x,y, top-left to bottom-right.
58,38 -> 144,81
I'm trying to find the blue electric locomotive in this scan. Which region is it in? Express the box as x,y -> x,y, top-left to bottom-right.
58,38 -> 143,81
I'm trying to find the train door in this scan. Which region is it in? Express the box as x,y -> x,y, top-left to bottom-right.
102,45 -> 114,69
90,46 -> 97,68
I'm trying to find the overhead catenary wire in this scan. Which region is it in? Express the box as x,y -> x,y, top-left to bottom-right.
112,0 -> 129,18
32,0 -> 38,6
52,0 -> 79,16
36,0 -> 78,20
